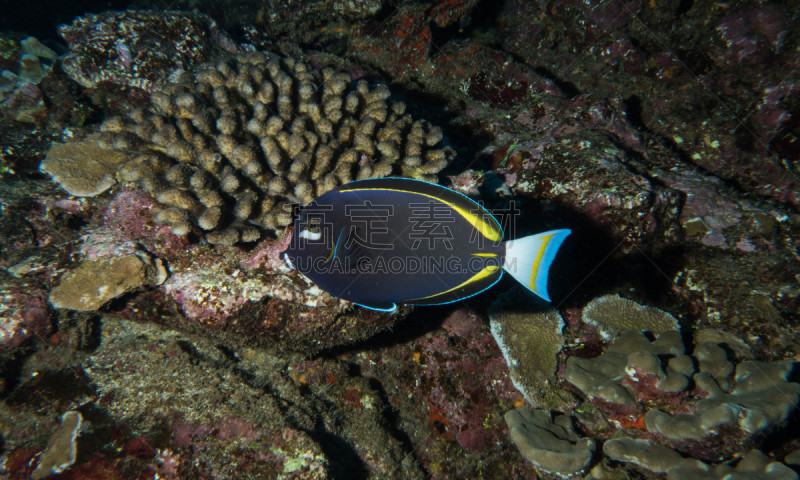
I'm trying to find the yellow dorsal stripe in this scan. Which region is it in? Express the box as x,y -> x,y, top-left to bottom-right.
529,233 -> 554,290
410,265 -> 500,302
339,187 -> 503,242
471,252 -> 497,257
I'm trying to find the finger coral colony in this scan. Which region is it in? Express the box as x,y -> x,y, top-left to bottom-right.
90,52 -> 453,244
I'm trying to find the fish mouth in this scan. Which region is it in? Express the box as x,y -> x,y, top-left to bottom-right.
282,252 -> 295,270
280,225 -> 293,260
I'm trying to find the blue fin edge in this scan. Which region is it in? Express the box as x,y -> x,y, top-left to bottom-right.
503,229 -> 571,302
355,302 -> 398,312
533,229 -> 571,302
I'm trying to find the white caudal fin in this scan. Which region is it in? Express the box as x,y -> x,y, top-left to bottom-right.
502,229 -> 571,302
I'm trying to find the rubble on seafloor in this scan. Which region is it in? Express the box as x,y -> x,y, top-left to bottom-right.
0,316 -> 428,479
0,35 -> 57,122
494,294 -> 800,478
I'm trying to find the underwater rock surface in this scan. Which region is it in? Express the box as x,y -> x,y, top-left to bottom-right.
58,10 -> 238,92
1,0 -> 800,478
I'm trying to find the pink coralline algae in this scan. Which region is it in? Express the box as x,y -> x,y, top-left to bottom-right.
710,6 -> 788,67
353,307 -> 529,476
0,279 -> 50,350
70,190 -> 402,353
58,10 -> 239,93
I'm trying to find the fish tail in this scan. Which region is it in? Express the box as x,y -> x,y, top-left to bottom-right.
502,229 -> 571,302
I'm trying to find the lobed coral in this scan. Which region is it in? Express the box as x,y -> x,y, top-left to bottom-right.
605,442 -> 799,480
499,295 -> 800,478
49,250 -> 168,311
564,328 -> 800,461
83,51 -> 454,244
31,411 -> 82,480
504,407 -> 595,476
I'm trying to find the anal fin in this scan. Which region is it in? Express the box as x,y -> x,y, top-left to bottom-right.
355,302 -> 397,312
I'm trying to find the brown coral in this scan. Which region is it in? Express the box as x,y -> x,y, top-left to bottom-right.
49,252 -> 168,311
40,136 -> 129,196
88,51 -> 454,244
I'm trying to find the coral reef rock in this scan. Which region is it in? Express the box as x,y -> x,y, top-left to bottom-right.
0,277 -> 50,351
48,51 -> 454,245
504,407 -> 595,476
0,35 -> 57,122
58,10 -> 238,92
49,251 -> 167,311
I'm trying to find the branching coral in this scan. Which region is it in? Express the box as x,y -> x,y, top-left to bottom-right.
45,51 -> 455,245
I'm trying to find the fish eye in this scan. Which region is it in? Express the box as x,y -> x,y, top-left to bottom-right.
307,220 -> 321,233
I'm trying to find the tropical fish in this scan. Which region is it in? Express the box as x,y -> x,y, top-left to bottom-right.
282,177 -> 570,312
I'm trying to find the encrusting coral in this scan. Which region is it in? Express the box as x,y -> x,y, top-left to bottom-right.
497,294 -> 800,477
40,135 -> 130,196
72,51 -> 454,245
582,293 -> 680,340
31,411 -> 83,480
504,407 -> 595,476
488,288 -> 574,409
48,251 -> 168,311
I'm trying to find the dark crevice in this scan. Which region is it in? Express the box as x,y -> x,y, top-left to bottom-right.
175,340 -> 203,366
304,421 -> 369,480
342,360 -> 419,468
429,0 -> 501,46
0,344 -> 34,399
79,314 -> 103,352
676,0 -> 694,16
315,304 -> 453,357
215,344 -> 240,363
0,0 -> 132,42
366,376 -> 416,454
623,95 -> 647,132
532,65 -> 581,98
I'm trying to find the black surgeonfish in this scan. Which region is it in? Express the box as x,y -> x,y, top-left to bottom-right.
282,177 -> 571,312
